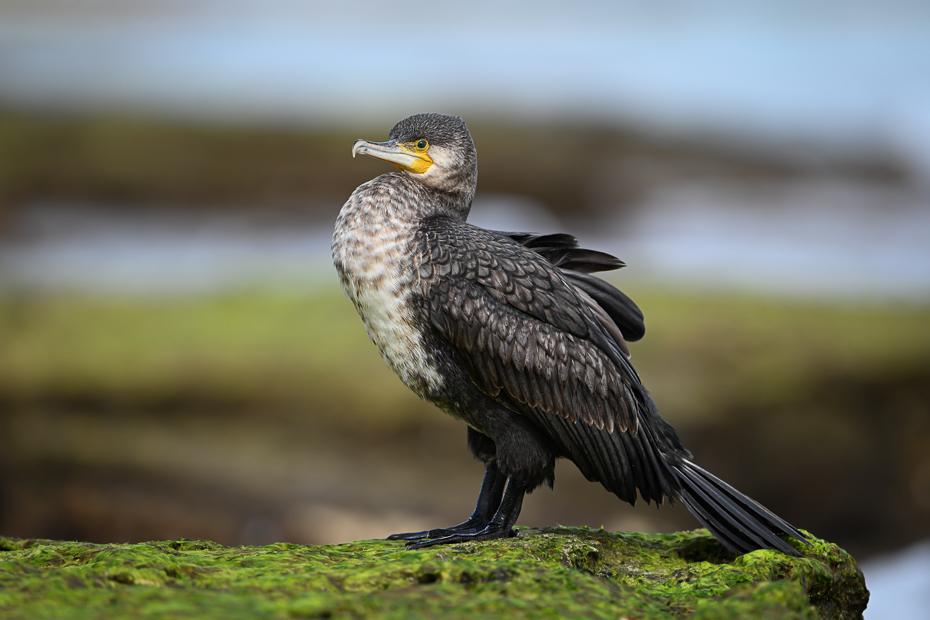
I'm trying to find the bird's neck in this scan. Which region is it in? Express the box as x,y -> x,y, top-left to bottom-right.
435,187 -> 474,222
393,172 -> 474,222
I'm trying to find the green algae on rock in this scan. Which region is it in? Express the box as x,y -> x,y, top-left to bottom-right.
0,527 -> 867,619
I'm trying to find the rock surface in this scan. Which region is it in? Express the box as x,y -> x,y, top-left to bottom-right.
0,527 -> 867,619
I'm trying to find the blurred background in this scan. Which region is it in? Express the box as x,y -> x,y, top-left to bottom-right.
1,0 -> 929,616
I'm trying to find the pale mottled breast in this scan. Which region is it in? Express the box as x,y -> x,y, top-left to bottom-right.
332,175 -> 444,397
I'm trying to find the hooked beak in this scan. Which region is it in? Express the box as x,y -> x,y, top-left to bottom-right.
352,139 -> 432,174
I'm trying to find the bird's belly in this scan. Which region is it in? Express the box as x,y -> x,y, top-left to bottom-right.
334,245 -> 444,400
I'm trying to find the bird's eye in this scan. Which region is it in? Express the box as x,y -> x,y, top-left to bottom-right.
416,140 -> 428,150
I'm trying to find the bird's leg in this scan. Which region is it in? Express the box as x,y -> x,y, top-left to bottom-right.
386,465 -> 507,541
404,476 -> 527,550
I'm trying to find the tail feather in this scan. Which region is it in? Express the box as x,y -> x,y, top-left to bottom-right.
674,460 -> 808,556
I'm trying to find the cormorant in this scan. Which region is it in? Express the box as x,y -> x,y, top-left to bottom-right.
332,113 -> 807,555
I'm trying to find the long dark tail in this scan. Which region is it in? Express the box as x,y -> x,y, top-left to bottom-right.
673,459 -> 808,556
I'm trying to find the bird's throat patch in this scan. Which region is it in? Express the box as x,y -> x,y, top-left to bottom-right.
395,146 -> 433,174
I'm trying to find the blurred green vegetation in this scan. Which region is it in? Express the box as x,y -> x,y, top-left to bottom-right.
0,290 -> 420,429
2,286 -> 928,556
2,286 -> 927,425
630,290 -> 930,420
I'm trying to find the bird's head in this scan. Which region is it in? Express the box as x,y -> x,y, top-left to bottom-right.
352,113 -> 478,216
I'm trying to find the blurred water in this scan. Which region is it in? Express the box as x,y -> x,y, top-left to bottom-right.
594,179 -> 930,300
2,182 -> 929,300
1,0 -> 930,175
0,205 -> 337,295
861,539 -> 930,619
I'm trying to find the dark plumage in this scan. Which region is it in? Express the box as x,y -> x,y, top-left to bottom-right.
332,113 -> 808,555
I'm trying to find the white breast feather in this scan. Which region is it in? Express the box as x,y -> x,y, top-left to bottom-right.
332,182 -> 443,397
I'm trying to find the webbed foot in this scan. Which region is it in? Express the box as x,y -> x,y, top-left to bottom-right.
393,477 -> 526,550
386,517 -> 487,541
404,523 -> 518,549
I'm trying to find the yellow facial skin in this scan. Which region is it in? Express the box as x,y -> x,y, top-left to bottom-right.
352,138 -> 433,174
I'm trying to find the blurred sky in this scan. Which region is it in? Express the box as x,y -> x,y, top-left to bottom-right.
2,0 -> 930,171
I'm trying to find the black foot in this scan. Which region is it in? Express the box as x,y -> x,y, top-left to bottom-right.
404,523 -> 518,550
387,466 -> 509,542
398,477 -> 527,550
386,517 -> 486,541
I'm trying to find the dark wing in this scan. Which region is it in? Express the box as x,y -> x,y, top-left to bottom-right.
500,231 -> 646,343
417,220 -> 689,506
500,232 -> 625,273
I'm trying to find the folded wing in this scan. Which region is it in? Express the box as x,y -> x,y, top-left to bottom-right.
417,221 -> 688,505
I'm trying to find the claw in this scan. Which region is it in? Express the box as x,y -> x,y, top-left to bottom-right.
386,531 -> 430,541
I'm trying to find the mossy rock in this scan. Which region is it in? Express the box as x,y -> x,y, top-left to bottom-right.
0,527 -> 867,619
